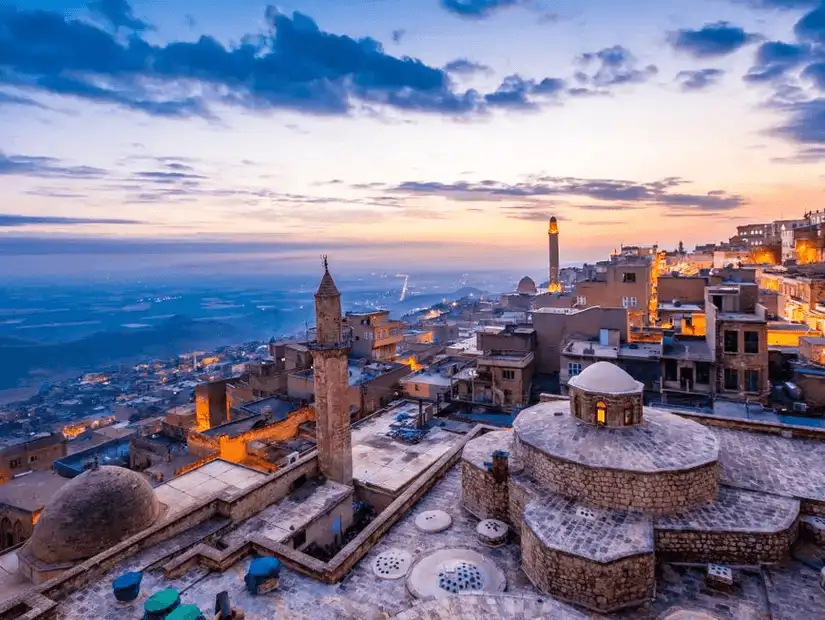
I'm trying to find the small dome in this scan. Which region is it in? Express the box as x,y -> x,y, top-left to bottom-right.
516,276 -> 537,295
24,466 -> 159,565
568,361 -> 642,395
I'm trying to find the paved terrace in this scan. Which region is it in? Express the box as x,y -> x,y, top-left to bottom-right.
713,427 -> 825,504
514,403 -> 719,473
154,460 -> 268,518
351,403 -> 463,494
30,462 -> 825,619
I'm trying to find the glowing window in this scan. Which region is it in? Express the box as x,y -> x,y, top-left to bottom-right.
624,402 -> 633,425
596,401 -> 607,425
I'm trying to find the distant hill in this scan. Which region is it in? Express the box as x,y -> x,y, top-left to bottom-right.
0,315 -> 241,390
394,286 -> 487,312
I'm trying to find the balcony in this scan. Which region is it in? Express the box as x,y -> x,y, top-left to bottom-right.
307,326 -> 354,351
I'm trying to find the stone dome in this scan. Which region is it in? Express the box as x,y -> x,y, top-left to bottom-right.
24,465 -> 160,565
568,361 -> 642,395
516,276 -> 537,295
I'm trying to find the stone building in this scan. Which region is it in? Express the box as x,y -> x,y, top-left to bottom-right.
0,470 -> 68,552
574,257 -> 652,327
461,361 -> 800,613
0,434 -> 67,484
346,310 -> 404,361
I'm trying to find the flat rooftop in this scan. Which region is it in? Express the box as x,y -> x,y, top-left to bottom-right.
662,338 -> 713,361
717,312 -> 765,323
0,470 -> 69,513
293,360 -> 407,387
351,401 -> 464,494
154,459 -> 268,517
659,303 -> 703,313
563,340 -> 661,359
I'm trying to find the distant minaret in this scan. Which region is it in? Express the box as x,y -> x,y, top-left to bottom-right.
548,216 -> 561,293
309,256 -> 353,486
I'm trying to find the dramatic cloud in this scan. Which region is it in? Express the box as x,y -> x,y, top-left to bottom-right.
772,98 -> 825,145
440,0 -> 519,18
0,4 -> 490,119
795,3 -> 825,43
381,177 -> 746,213
676,68 -> 725,91
88,0 -> 151,32
803,62 -> 825,88
668,22 -> 760,58
484,75 -> 565,109
0,214 -> 140,227
444,59 -> 493,76
578,46 -> 658,87
744,41 -> 813,82
0,152 -> 108,179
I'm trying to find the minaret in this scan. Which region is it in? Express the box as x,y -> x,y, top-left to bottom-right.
308,256 -> 353,486
548,216 -> 561,293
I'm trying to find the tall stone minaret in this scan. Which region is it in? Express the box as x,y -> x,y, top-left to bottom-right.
548,216 -> 561,293
309,257 -> 353,486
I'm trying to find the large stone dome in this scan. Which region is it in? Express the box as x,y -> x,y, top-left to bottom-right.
568,361 -> 642,395
516,276 -> 537,295
24,465 -> 160,565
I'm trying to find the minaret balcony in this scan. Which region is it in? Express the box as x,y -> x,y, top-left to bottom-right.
307,326 -> 354,351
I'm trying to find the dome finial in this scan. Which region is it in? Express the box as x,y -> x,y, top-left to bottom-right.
322,254 -> 329,271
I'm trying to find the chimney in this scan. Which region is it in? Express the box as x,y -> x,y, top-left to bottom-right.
490,450 -> 509,483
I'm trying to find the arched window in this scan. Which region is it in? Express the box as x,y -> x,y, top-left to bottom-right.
624,402 -> 634,425
596,401 -> 607,425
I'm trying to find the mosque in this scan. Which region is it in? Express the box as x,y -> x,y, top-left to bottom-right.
0,263 -> 823,619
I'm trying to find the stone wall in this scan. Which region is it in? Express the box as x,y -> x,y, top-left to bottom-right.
570,387 -> 643,427
460,460 -> 509,521
521,520 -> 655,612
655,520 -> 799,564
516,436 -> 718,513
313,349 -> 353,486
508,475 -> 541,537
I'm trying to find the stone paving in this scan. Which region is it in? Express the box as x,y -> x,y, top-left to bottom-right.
655,485 -> 799,533
514,403 -> 719,473
523,496 -> 654,563
713,427 -> 825,503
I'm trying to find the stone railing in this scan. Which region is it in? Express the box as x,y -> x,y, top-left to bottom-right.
307,326 -> 354,350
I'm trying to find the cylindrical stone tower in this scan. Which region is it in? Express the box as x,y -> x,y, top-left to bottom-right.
309,257 -> 353,486
548,216 -> 561,293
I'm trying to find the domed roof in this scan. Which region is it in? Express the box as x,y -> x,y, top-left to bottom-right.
516,276 -> 537,295
24,465 -> 159,565
568,361 -> 643,395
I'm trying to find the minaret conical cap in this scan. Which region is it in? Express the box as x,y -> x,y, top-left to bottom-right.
316,268 -> 340,297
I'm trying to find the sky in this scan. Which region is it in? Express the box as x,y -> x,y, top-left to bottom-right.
1,0 -> 824,276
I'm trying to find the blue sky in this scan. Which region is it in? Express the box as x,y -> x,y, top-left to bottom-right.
1,0 -> 824,274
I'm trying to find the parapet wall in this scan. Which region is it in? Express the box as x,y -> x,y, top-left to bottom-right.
655,520 -> 799,564
461,460 -> 509,521
521,521 -> 655,613
515,434 -> 718,514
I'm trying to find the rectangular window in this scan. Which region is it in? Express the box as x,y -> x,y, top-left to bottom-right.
8,459 -> 20,469
29,455 -> 38,463
622,272 -> 636,283
744,331 -> 760,354
568,362 -> 582,377
501,370 -> 515,380
696,362 -> 711,384
576,296 -> 587,306
664,359 -> 678,381
724,368 -> 739,391
723,331 -> 739,354
745,369 -> 761,393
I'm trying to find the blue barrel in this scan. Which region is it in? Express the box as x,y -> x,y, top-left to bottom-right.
112,571 -> 142,603
244,556 -> 281,595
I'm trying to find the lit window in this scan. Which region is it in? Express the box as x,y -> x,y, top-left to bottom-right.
624,403 -> 633,425
576,296 -> 587,306
596,401 -> 607,425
